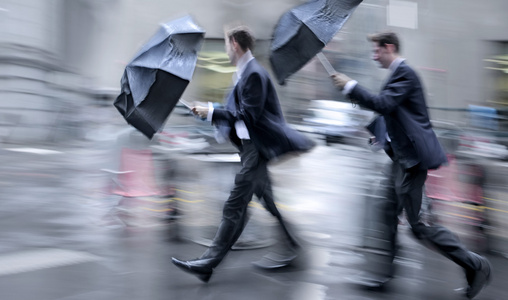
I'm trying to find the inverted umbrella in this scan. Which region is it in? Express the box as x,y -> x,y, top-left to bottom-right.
114,15 -> 205,139
270,0 -> 362,85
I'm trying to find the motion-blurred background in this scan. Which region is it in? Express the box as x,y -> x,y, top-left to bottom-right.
1,1 -> 508,300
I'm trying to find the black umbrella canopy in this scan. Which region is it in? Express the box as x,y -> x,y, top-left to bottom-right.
114,15 -> 205,139
270,0 -> 362,85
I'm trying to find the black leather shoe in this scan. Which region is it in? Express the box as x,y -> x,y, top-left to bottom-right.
466,252 -> 492,299
171,257 -> 214,283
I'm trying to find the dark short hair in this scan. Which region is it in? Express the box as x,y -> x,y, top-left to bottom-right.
368,31 -> 400,53
226,26 -> 255,52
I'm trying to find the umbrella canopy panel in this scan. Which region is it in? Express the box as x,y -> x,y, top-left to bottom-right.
270,0 -> 363,85
126,16 -> 205,105
115,70 -> 189,139
115,15 -> 205,139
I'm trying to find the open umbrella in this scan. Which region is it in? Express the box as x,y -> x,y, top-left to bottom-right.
114,15 -> 205,139
270,0 -> 362,85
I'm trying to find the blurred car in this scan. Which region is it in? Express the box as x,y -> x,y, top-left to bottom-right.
456,131 -> 508,161
291,100 -> 374,146
431,120 -> 508,161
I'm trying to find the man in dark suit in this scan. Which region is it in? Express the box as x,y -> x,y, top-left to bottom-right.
171,26 -> 314,283
331,31 -> 491,299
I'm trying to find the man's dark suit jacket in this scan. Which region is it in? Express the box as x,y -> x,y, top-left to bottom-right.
212,59 -> 314,160
350,61 -> 447,170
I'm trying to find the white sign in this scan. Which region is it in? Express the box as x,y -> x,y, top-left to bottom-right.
387,0 -> 418,29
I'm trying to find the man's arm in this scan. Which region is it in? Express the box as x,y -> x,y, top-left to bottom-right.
332,70 -> 415,115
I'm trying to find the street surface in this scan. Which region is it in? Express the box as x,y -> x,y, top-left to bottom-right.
0,102 -> 506,300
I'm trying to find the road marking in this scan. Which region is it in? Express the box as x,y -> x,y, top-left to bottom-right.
248,201 -> 264,209
4,148 -> 63,155
174,189 -> 196,194
444,201 -> 508,214
0,248 -> 101,276
446,212 -> 482,221
143,198 -> 174,204
171,197 -> 203,203
140,207 -> 175,212
483,206 -> 508,214
443,201 -> 484,212
484,196 -> 508,204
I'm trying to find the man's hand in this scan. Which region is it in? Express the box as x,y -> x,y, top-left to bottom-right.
192,105 -> 209,119
331,72 -> 352,90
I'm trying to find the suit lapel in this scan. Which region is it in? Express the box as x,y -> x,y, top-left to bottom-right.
225,85 -> 238,110
232,59 -> 256,109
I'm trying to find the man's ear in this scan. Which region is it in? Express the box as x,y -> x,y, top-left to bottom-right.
386,43 -> 395,53
231,38 -> 239,51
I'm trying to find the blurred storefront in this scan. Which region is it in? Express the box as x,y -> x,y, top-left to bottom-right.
484,45 -> 508,131
2,0 -> 508,143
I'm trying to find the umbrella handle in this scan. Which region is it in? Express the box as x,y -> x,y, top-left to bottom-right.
179,99 -> 193,110
316,52 -> 336,76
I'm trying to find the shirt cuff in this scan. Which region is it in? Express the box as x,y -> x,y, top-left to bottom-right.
207,102 -> 214,121
342,80 -> 358,95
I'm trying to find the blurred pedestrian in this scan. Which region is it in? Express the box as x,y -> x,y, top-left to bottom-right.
172,25 -> 314,283
331,31 -> 491,299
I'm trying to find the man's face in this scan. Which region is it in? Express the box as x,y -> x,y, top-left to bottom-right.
372,42 -> 392,69
225,36 -> 237,65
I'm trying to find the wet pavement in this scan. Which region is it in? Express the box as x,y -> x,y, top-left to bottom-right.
0,102 -> 507,300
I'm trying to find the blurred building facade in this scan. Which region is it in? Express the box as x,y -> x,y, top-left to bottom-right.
1,0 -> 508,143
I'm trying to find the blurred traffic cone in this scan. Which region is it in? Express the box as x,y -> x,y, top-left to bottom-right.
110,148 -> 170,197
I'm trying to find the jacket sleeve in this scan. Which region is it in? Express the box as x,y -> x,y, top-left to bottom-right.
212,71 -> 266,126
350,70 -> 414,115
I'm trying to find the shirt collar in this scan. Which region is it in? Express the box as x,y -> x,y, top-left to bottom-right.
236,50 -> 254,80
388,57 -> 405,74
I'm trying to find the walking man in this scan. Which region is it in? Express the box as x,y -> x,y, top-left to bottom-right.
331,31 -> 491,299
172,26 -> 314,283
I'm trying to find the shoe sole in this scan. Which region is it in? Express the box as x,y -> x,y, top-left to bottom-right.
467,256 -> 492,299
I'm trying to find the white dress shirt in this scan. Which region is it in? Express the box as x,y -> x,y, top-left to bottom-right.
387,57 -> 405,77
207,50 -> 254,140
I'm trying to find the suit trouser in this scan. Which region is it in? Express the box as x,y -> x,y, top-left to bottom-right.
200,140 -> 298,267
384,161 -> 480,274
